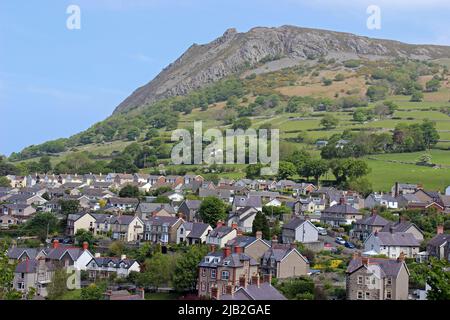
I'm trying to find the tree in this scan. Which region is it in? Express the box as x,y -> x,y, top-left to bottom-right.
59,199 -> 80,215
346,177 -> 373,197
245,163 -> 263,179
173,245 -> 209,292
119,184 -> 140,198
198,196 -> 227,226
108,155 -> 138,173
0,176 -> 10,187
154,195 -> 170,203
22,212 -> 60,241
252,211 -> 270,240
0,241 -> 17,300
420,119 -> 440,149
330,158 -> 370,185
137,252 -> 175,290
366,85 -> 388,101
426,78 -> 441,92
74,229 -> 95,246
276,276 -> 315,300
39,156 -> 52,173
412,258 -> 450,300
277,161 -> 296,180
81,283 -> 106,300
47,268 -> 68,300
108,241 -> 126,256
410,90 -> 424,102
320,114 -> 339,130
302,159 -> 328,185
232,117 -> 252,130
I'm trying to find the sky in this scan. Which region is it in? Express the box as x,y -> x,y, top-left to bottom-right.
1,0 -> 450,156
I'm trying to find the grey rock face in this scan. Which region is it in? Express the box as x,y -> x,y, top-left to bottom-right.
113,25 -> 450,114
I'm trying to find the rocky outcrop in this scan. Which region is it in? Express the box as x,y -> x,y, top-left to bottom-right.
113,25 -> 450,114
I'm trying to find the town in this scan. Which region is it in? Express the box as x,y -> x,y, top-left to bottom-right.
0,172 -> 448,300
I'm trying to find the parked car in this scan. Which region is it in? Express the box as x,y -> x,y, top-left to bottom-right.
324,243 -> 337,253
345,241 -> 355,249
317,227 -> 327,236
335,237 -> 346,245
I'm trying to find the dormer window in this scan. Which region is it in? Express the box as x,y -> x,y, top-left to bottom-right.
223,260 -> 230,266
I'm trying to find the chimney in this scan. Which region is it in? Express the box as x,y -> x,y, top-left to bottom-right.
399,215 -> 406,223
397,252 -> 406,262
362,257 -> 369,265
436,225 -> 444,235
211,285 -> 220,300
394,182 -> 399,197
237,229 -> 243,236
389,225 -> 394,234
82,241 -> 89,250
371,208 -> 377,216
216,220 -> 223,228
225,283 -> 234,297
339,197 -> 346,205
304,214 -> 310,221
120,254 -> 127,260
256,231 -> 262,239
234,245 -> 242,254
239,275 -> 247,288
271,235 -> 278,245
209,244 -> 216,253
53,239 -> 60,249
231,222 -> 238,230
374,230 -> 378,237
263,274 -> 272,285
95,252 -> 101,258
251,273 -> 260,287
223,247 -> 231,258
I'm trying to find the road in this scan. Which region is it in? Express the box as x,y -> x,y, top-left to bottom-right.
319,234 -> 359,255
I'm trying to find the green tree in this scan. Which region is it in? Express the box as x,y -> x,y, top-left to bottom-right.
277,161 -> 296,180
410,90 -> 424,102
245,163 -> 263,179
137,252 -> 175,290
232,117 -> 252,130
0,176 -> 11,187
39,156 -> 52,173
366,85 -> 388,101
119,184 -> 140,198
301,159 -> 328,185
198,196 -> 227,226
425,78 -> 441,92
252,211 -> 270,239
0,241 -> 17,300
81,283 -> 106,300
59,199 -> 80,215
74,229 -> 95,246
173,245 -> 209,292
22,212 -> 60,241
330,158 -> 370,185
420,119 -> 440,149
47,268 -> 69,300
320,114 -> 339,130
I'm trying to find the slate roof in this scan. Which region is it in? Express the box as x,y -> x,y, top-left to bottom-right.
110,215 -> 137,225
15,259 -> 55,273
138,202 -> 176,214
381,221 -> 423,234
346,257 -> 405,277
146,216 -> 180,226
199,252 -> 258,268
373,231 -> 420,247
7,247 -> 42,260
427,233 -> 449,247
262,247 -> 308,263
324,203 -> 359,214
221,283 -> 287,300
186,222 -> 211,239
282,217 -> 307,230
89,257 -> 137,269
45,245 -> 87,261
183,200 -> 202,210
209,226 -> 234,238
355,214 -> 390,227
233,195 -> 262,208
226,236 -> 271,248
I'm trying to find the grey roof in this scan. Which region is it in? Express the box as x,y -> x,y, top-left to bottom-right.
262,246 -> 308,263
186,222 -> 211,239
373,232 -> 420,247
110,215 -> 137,225
347,257 -> 405,277
183,200 -> 202,210
226,236 -> 271,248
89,257 -> 137,269
221,283 -> 287,300
381,221 -> 423,234
15,259 -> 55,273
45,245 -> 87,261
108,197 -> 139,204
324,203 -> 359,214
427,233 -> 449,247
146,216 -> 180,226
283,217 -> 308,230
233,195 -> 262,208
138,202 -> 175,214
199,252 -> 258,268
209,226 -> 234,238
7,247 -> 42,260
355,214 -> 390,227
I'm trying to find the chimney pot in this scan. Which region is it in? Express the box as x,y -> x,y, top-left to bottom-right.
397,252 -> 406,262
216,220 -> 223,228
362,257 -> 369,265
53,239 -> 60,249
256,231 -> 262,239
231,222 -> 238,230
225,283 -> 234,297
239,275 -> 247,288
234,245 -> 242,254
95,252 -> 101,258
251,273 -> 260,288
82,241 -> 89,250
437,225 -> 444,235
223,247 -> 231,258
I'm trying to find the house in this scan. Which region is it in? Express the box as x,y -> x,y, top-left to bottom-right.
364,231 -> 420,258
225,232 -> 271,261
0,215 -> 18,228
13,258 -> 55,298
178,222 -> 212,244
391,182 -> 421,197
364,193 -> 398,209
66,212 -> 97,236
85,254 -> 140,280
44,241 -> 94,270
232,195 -> 262,212
143,216 -> 184,244
205,222 -> 238,248
351,210 -> 390,241
346,254 -> 410,300
136,202 -> 176,220
380,219 -> 424,242
7,247 -> 47,263
114,174 -> 134,185
1,203 -> 36,223
320,199 -> 363,226
215,274 -> 286,300
162,191 -> 184,202
110,215 -> 144,242
281,217 -> 319,244
107,197 -> 139,211
197,246 -> 259,298
426,226 -> 449,262
226,206 -> 259,233
178,200 -> 202,222
6,193 -> 47,206
259,243 -> 309,279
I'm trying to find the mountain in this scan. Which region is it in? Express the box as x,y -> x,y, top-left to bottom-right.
113,25 -> 450,114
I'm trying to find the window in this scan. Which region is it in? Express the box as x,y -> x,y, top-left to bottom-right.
201,268 -> 206,277
201,282 -> 206,291
221,271 -> 230,280
365,292 -> 370,300
211,269 -> 216,279
357,276 -> 363,284
357,291 -> 363,299
387,277 -> 392,285
18,282 -> 25,290
180,228 -> 184,234
386,290 -> 392,299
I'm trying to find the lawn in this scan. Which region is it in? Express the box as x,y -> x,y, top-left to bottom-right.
367,150 -> 450,166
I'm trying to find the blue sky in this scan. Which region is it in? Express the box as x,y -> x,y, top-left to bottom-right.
1,0 -> 449,156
